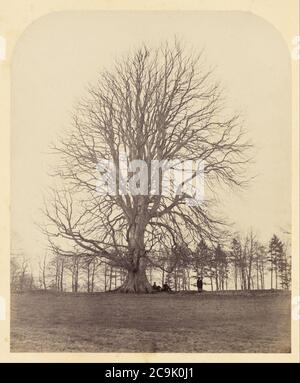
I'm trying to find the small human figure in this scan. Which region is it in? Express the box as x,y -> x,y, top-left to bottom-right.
197,277 -> 203,293
162,282 -> 172,292
152,282 -> 157,291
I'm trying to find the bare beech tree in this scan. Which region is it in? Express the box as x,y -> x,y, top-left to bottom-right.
43,41 -> 251,292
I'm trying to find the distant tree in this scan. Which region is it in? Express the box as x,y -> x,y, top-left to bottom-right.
10,258 -> 20,292
159,244 -> 189,291
193,239 -> 210,281
38,253 -> 49,290
254,243 -> 268,290
277,251 -> 291,290
82,256 -> 102,292
10,255 -> 35,292
213,244 -> 228,291
244,230 -> 256,290
230,237 -> 243,290
230,233 -> 266,291
64,255 -> 81,293
268,234 -> 284,289
269,235 -> 291,290
48,252 -> 65,292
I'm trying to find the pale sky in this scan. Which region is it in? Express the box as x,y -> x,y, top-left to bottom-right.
11,11 -> 291,263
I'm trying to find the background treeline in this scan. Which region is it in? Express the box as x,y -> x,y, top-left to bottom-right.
11,232 -> 291,293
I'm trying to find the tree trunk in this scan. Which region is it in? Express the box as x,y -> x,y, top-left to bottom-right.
256,258 -> 259,290
114,269 -> 117,289
270,255 -> 273,289
247,266 -> 252,290
260,267 -> 264,290
234,263 -> 237,290
116,217 -> 152,293
174,268 -> 178,291
104,263 -> 107,291
60,259 -> 64,292
42,256 -> 47,290
91,261 -> 95,292
117,266 -> 152,293
148,267 -> 152,285
162,264 -> 165,286
75,260 -> 79,292
187,269 -> 190,290
109,266 -> 113,291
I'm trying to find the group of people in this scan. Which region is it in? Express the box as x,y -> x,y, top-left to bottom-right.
152,282 -> 172,292
151,277 -> 203,293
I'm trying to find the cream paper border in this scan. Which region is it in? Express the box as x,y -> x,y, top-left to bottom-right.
0,0 -> 299,363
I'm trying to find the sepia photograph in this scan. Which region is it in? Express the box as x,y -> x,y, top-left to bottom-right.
0,3 -> 297,360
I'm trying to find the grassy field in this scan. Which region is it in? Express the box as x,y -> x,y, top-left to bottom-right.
11,290 -> 291,353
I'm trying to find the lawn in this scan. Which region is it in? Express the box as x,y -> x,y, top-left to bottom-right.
10,290 -> 291,353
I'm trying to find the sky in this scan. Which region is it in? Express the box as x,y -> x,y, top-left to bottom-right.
11,11 -> 291,267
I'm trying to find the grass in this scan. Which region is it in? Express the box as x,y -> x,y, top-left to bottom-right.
10,290 -> 291,353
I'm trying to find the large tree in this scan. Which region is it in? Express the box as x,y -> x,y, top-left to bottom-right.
44,41 -> 251,292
